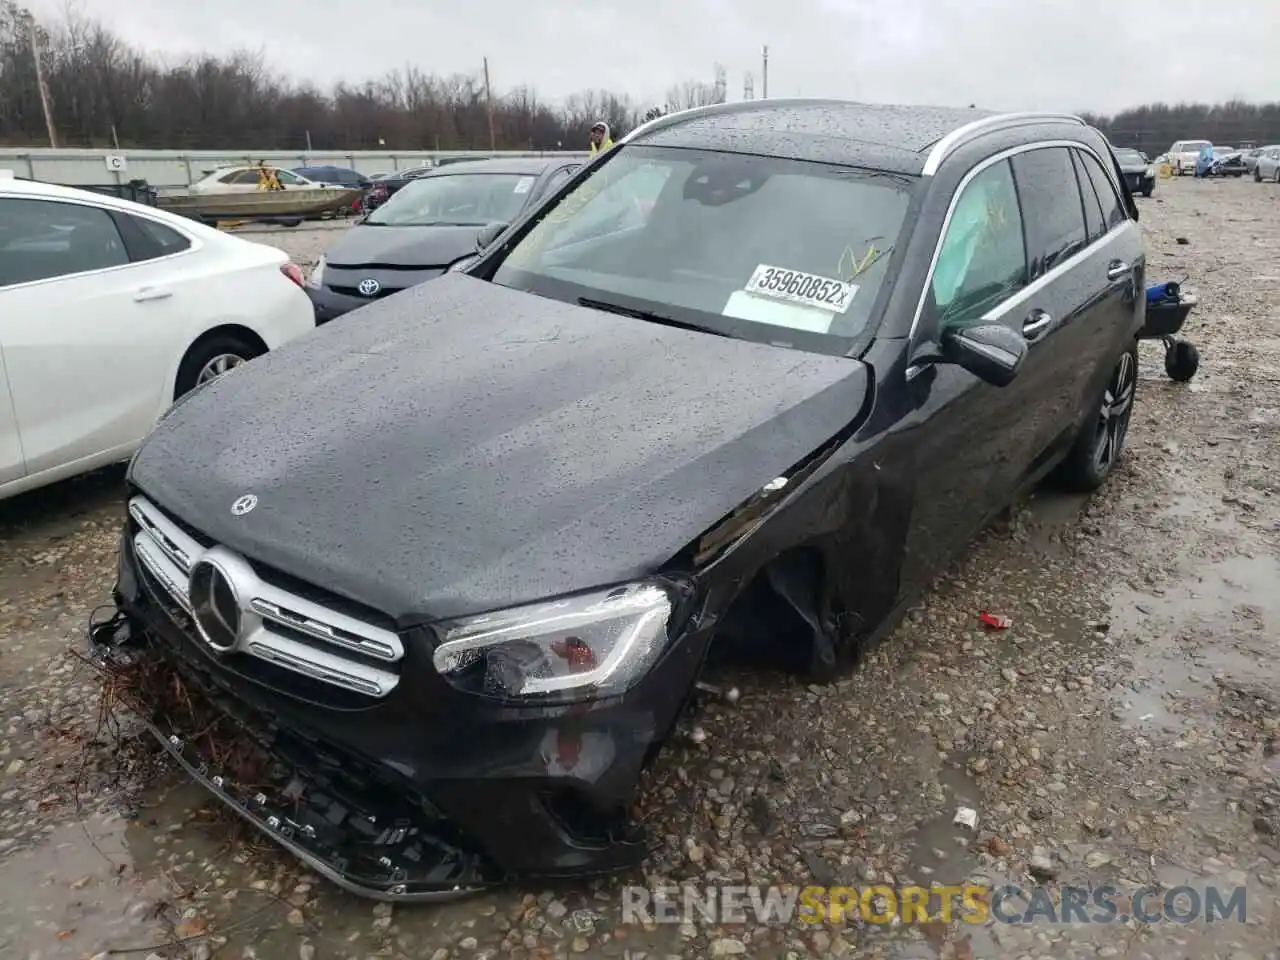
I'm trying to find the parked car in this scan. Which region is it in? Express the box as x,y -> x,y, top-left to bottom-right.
187,165 -> 342,195
0,173 -> 315,502
1207,146 -> 1248,177
294,165 -> 371,190
1252,146 -> 1280,182
1166,139 -> 1213,176
294,165 -> 372,216
1242,148 -> 1263,174
94,100 -> 1145,900
372,165 -> 438,201
1112,146 -> 1156,196
306,157 -> 582,322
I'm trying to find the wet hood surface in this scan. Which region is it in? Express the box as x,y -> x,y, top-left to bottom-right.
131,274 -> 869,622
324,223 -> 483,268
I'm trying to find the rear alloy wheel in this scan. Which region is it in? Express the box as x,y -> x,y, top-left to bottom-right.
1055,342 -> 1138,492
197,353 -> 246,384
174,334 -> 263,399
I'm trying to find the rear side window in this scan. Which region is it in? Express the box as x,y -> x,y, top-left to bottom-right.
1010,147 -> 1087,279
0,197 -> 129,287
115,212 -> 192,262
1071,151 -> 1106,244
1078,151 -> 1126,230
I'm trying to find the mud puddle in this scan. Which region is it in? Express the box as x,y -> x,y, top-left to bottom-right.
0,811 -> 172,959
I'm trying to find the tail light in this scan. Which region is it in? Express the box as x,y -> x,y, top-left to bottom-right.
280,263 -> 305,288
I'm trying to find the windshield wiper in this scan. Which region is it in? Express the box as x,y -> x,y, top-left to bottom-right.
577,297 -> 732,338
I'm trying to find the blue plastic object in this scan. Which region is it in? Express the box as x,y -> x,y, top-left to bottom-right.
1147,281 -> 1180,303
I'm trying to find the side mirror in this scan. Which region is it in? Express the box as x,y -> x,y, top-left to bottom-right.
939,323 -> 1027,387
475,221 -> 510,253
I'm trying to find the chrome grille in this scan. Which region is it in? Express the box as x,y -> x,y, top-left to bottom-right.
128,496 -> 403,698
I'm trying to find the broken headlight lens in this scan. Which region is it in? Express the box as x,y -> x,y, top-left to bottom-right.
432,583 -> 673,701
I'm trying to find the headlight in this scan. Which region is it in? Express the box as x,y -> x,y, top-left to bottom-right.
1146,166 -> 1155,178
432,583 -> 674,701
307,255 -> 326,289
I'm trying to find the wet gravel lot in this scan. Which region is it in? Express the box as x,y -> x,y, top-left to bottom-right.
2,176 -> 1279,959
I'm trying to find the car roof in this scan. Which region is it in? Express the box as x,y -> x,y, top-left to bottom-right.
628,99 -> 1095,176
0,175 -> 235,241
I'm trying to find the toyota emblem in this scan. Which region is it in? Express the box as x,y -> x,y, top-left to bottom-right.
357,278 -> 381,297
230,494 -> 258,516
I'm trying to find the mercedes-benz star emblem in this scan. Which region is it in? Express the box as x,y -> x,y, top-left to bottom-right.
357,277 -> 381,297
189,559 -> 240,652
230,494 -> 257,516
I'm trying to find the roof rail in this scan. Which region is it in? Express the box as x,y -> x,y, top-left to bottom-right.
617,97 -> 857,147
921,112 -> 1087,176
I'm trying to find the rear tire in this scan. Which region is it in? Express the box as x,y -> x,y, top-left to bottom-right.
1055,341 -> 1138,493
174,333 -> 264,399
1256,168 -> 1264,182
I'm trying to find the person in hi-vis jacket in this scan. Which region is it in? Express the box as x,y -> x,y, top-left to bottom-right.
588,121 -> 614,156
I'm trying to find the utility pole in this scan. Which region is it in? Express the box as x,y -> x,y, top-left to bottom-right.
25,13 -> 57,148
305,129 -> 313,152
483,57 -> 496,152
761,45 -> 769,99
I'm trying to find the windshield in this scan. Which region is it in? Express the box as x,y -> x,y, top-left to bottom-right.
1114,149 -> 1144,165
490,145 -> 913,356
1183,141 -> 1211,152
365,173 -> 534,226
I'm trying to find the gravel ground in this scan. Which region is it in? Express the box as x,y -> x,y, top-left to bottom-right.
1,176 -> 1278,959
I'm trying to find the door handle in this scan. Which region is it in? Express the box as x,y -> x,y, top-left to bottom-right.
1022,309 -> 1052,339
1106,260 -> 1131,282
134,287 -> 172,302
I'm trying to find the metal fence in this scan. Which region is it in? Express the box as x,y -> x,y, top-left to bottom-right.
0,148 -> 586,188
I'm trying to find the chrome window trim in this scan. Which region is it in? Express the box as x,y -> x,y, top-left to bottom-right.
905,138 -> 1129,351
920,113 -> 1086,177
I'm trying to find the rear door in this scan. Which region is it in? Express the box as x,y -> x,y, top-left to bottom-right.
1003,145 -> 1105,476
1066,147 -> 1145,425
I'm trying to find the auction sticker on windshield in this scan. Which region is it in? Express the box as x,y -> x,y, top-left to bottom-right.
513,176 -> 534,194
744,265 -> 858,314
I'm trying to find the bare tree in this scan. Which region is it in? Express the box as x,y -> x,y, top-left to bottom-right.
4,6 -> 1280,156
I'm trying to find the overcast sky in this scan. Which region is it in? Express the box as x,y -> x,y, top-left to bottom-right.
28,0 -> 1279,116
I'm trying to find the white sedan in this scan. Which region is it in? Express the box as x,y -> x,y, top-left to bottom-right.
0,173 -> 316,501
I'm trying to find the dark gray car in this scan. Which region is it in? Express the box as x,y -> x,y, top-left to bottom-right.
1112,146 -> 1155,197
306,157 -> 582,322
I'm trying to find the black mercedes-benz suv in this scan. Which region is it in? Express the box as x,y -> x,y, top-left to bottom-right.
93,100 -> 1145,902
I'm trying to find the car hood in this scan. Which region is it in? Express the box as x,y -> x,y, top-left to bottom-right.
324,223 -> 483,268
130,274 -> 870,622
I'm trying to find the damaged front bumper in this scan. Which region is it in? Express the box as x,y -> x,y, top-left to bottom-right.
92,534 -> 713,901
